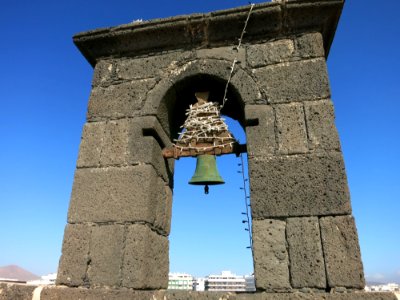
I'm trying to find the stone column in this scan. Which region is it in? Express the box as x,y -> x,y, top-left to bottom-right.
245,33 -> 365,292
56,63 -> 173,289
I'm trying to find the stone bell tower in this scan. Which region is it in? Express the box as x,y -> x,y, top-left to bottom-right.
49,1 -> 396,299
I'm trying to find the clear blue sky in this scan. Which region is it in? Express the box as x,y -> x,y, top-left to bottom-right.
1,0 -> 399,282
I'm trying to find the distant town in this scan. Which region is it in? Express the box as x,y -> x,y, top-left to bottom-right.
1,266 -> 399,296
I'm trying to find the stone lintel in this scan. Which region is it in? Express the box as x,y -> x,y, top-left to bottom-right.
73,0 -> 344,66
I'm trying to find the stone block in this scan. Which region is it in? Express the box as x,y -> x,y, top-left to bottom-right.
76,122 -> 103,167
87,79 -> 157,121
115,51 -> 195,80
68,165 -> 169,234
249,153 -> 351,218
87,225 -> 125,287
320,215 -> 365,289
245,105 -> 276,157
304,100 -> 341,151
247,39 -> 294,68
0,283 -> 37,300
41,286 -> 166,300
77,117 -> 172,183
295,32 -> 325,58
196,46 -> 246,66
154,185 -> 173,235
91,59 -> 117,87
56,224 -> 91,287
286,217 -> 326,288
122,224 -> 169,289
253,58 -> 330,103
252,219 -> 291,291
229,68 -> 263,104
275,103 -> 308,154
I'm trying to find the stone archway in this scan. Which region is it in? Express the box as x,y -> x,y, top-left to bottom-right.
53,2 -> 382,299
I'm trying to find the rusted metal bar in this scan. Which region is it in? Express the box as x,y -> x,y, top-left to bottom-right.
162,143 -> 247,159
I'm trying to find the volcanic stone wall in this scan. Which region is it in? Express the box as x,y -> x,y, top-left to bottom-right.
57,31 -> 364,292
55,1 -> 377,297
244,33 -> 364,292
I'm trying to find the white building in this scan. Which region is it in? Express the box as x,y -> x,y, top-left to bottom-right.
27,273 -> 57,285
194,277 -> 206,291
365,283 -> 400,292
205,271 -> 247,292
244,274 -> 256,292
168,273 -> 194,290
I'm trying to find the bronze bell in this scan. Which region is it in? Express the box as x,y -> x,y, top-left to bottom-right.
189,155 -> 224,194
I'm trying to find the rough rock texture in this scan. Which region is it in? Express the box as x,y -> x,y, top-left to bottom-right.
56,224 -> 91,287
249,153 -> 351,218
76,117 -> 172,183
247,39 -> 294,67
275,103 -> 308,154
87,225 -> 125,287
87,79 -> 157,121
304,99 -> 341,151
252,219 -> 291,291
121,224 -> 169,289
320,215 -> 365,289
39,287 -> 398,300
286,217 -> 326,288
67,165 -> 169,233
245,105 -> 276,157
253,59 -> 330,103
295,32 -> 325,59
0,283 -> 36,300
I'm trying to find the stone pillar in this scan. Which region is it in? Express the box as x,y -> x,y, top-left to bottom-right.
56,70 -> 173,288
245,33 -> 365,292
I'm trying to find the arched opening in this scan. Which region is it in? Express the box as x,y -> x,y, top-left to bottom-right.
159,73 -> 254,289
160,73 -> 246,142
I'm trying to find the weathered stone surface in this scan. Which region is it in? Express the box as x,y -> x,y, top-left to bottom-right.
115,51 -> 194,80
154,185 -> 173,236
76,117 -> 172,183
229,68 -> 263,104
320,215 -> 365,289
42,286 -> 166,300
91,59 -> 117,87
286,217 -> 326,288
196,46 -> 246,66
39,288 -> 398,299
87,79 -> 156,121
247,39 -> 294,68
56,224 -> 91,287
2,284 -> 396,300
68,165 -> 169,234
0,283 -> 36,300
245,104 -> 276,156
275,103 -> 308,154
252,219 -> 291,291
253,59 -> 330,103
76,122 -> 103,167
304,100 -> 341,151
206,5 -> 282,47
122,224 -> 168,289
87,225 -> 124,287
295,32 -> 325,58
249,153 -> 351,218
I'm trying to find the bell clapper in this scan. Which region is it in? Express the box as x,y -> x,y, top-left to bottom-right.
204,185 -> 209,194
